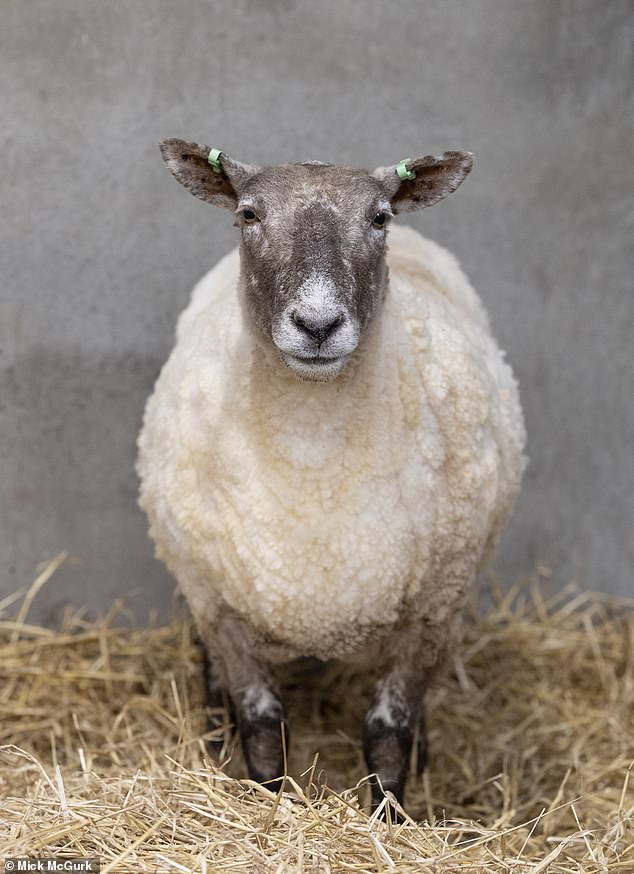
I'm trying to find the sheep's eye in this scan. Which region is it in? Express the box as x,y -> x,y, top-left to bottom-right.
372,212 -> 387,229
242,208 -> 258,223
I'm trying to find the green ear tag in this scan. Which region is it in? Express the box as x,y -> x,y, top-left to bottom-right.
207,148 -> 223,174
396,158 -> 416,181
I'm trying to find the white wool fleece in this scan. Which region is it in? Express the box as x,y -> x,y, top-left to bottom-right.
137,225 -> 526,664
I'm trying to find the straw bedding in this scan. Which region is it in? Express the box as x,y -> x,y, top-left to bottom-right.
1,556 -> 632,872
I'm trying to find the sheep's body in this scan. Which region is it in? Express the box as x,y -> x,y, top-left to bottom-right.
137,224 -> 526,668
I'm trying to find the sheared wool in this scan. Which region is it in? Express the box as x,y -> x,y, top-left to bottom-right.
137,225 -> 526,664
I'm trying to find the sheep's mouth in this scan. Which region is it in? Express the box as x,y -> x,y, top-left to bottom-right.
282,353 -> 348,381
296,355 -> 338,365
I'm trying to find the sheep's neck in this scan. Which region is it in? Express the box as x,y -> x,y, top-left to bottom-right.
234,292 -> 400,471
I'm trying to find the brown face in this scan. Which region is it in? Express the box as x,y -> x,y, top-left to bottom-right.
159,140 -> 474,382
235,164 -> 392,381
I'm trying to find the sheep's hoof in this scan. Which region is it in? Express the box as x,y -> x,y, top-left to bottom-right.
369,778 -> 407,823
249,772 -> 286,795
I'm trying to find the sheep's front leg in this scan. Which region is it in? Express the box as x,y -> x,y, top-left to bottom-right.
363,625 -> 429,813
211,612 -> 288,789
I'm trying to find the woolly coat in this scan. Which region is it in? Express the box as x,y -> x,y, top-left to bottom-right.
137,225 -> 526,666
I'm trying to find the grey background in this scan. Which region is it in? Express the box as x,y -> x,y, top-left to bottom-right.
1,0 -> 632,625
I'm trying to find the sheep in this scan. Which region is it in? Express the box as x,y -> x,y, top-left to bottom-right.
137,138 -> 526,813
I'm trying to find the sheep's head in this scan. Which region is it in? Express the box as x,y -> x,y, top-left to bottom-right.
160,139 -> 473,382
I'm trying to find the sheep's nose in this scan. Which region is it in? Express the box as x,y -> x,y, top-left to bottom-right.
292,311 -> 344,345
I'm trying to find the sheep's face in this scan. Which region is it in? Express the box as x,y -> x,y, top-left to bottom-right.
235,165 -> 392,381
160,140 -> 473,382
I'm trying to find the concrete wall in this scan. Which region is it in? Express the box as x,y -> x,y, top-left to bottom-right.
1,0 -> 632,624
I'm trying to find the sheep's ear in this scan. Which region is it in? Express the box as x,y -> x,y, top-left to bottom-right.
372,151 -> 473,214
159,138 -> 260,209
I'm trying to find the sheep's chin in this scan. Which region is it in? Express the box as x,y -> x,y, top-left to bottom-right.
281,353 -> 348,382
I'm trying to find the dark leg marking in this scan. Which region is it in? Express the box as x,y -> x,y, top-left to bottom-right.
362,623 -> 430,817
363,678 -> 417,813
238,683 -> 289,792
212,612 -> 290,790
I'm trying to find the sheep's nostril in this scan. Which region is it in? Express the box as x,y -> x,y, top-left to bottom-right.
292,312 -> 344,345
